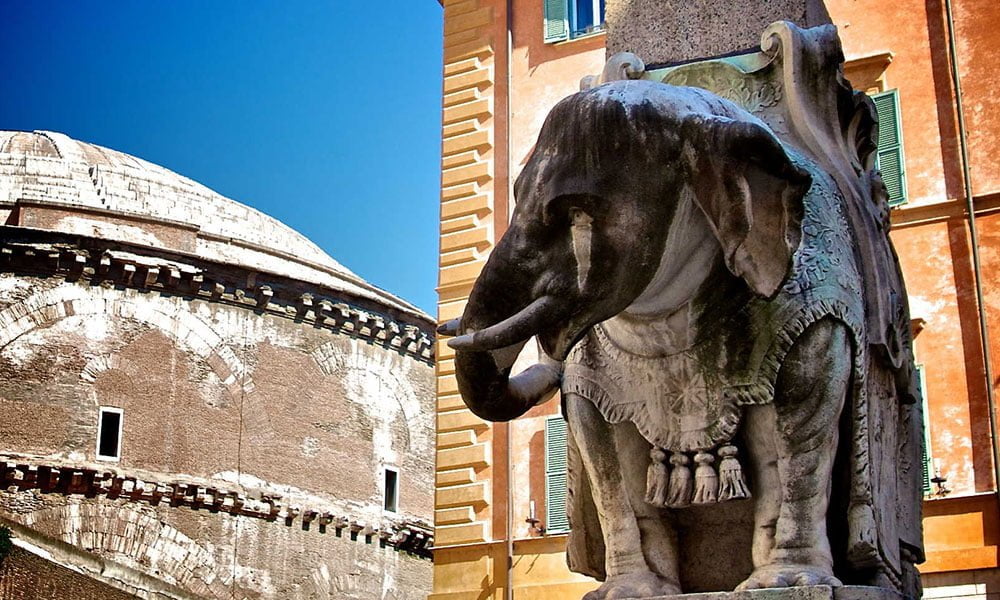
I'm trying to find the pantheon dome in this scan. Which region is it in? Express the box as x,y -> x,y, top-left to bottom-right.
0,131 -> 436,600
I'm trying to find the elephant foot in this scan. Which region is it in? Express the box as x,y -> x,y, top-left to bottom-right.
584,570 -> 681,600
736,565 -> 842,590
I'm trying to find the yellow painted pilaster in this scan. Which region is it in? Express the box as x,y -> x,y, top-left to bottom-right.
433,0 -> 500,597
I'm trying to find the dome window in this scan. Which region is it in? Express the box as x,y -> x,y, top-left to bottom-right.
384,467 -> 399,512
96,407 -> 123,461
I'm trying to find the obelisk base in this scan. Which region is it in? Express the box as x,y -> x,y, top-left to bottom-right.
635,586 -> 904,600
605,0 -> 832,64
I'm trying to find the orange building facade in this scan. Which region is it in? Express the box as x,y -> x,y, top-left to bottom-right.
432,1 -> 1000,598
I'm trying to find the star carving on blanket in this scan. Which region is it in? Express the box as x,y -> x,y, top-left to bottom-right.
656,355 -> 713,436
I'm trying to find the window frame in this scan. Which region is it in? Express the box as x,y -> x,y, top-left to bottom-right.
383,466 -> 400,513
915,364 -> 934,496
872,88 -> 908,206
544,0 -> 605,44
96,406 -> 124,462
569,0 -> 605,39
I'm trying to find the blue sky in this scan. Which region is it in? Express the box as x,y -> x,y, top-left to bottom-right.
0,1 -> 443,315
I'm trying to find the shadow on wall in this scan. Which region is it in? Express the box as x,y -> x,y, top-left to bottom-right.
946,216 -> 996,493
922,0 -> 964,202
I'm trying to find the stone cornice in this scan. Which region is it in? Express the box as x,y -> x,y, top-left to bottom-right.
843,51 -> 893,71
889,192 -> 1000,228
0,457 -> 433,558
0,226 -> 435,365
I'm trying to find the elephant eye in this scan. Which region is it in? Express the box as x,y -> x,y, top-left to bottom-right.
569,207 -> 593,228
544,194 -> 603,227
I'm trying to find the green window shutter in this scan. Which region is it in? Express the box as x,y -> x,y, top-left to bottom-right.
545,416 -> 570,533
544,0 -> 569,43
873,89 -> 908,206
915,365 -> 933,496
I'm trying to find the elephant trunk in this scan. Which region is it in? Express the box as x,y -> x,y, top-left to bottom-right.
453,345 -> 562,422
448,256 -> 566,422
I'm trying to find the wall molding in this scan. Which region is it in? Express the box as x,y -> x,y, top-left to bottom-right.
0,456 -> 433,558
0,227 -> 434,365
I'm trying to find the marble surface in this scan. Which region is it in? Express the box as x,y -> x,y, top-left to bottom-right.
635,585 -> 904,600
443,22 -> 924,600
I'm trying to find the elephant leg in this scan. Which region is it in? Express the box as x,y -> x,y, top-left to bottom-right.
566,393 -> 680,599
738,318 -> 849,590
743,407 -> 781,570
612,420 -> 682,590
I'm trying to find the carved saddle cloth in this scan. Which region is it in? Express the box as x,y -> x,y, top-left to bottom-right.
563,169 -> 867,503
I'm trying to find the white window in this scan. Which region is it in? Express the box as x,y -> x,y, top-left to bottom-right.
570,0 -> 605,37
544,0 -> 606,43
96,407 -> 123,461
384,467 -> 399,512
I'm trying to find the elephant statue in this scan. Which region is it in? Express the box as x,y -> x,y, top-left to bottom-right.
438,23 -> 924,600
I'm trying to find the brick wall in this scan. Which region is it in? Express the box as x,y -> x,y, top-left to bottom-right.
0,547 -> 138,600
0,267 -> 435,599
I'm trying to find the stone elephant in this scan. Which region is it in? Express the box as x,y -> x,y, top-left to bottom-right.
439,24 -> 923,600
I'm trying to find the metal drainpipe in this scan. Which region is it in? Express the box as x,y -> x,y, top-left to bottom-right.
943,0 -> 1000,492
506,422 -> 514,600
505,2 -> 515,600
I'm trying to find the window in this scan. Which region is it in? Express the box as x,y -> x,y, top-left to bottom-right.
873,89 -> 907,206
915,365 -> 934,496
96,407 -> 123,461
384,467 -> 399,512
544,416 -> 569,533
544,0 -> 606,43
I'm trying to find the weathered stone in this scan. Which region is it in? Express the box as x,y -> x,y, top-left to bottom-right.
441,20 -> 922,600
638,585 -> 903,600
605,0 -> 831,64
0,130 -> 438,599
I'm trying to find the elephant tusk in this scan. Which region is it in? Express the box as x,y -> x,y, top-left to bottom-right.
448,296 -> 561,352
437,318 -> 461,337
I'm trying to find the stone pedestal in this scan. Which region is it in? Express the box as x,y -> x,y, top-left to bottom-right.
638,586 -> 903,600
605,0 -> 832,64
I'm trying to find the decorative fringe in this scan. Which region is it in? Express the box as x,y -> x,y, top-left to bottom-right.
665,452 -> 692,508
645,448 -> 669,507
692,452 -> 718,505
717,444 -> 751,501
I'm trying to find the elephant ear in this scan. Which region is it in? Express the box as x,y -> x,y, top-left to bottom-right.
681,114 -> 811,298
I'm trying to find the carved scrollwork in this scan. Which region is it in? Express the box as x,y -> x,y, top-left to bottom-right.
580,52 -> 646,90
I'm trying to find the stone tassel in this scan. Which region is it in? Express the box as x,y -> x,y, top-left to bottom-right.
717,444 -> 751,501
692,451 -> 719,505
645,448 -> 669,507
665,452 -> 693,508
847,502 -> 879,564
